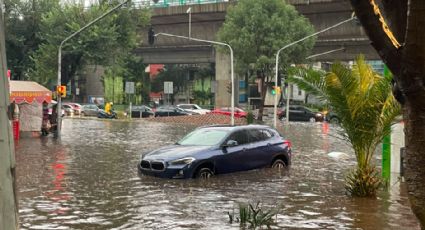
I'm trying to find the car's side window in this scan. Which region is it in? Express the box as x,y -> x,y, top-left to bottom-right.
248,130 -> 264,143
228,131 -> 249,146
261,129 -> 273,139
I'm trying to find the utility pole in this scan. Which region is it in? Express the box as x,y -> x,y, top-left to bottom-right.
0,1 -> 19,228
57,0 -> 130,137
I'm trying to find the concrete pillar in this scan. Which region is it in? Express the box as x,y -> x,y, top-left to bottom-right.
214,51 -> 238,108
387,121 -> 405,186
0,2 -> 19,228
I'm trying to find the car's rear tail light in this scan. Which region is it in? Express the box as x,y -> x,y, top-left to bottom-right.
283,140 -> 292,149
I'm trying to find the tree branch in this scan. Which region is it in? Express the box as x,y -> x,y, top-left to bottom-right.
382,0 -> 408,44
349,0 -> 402,75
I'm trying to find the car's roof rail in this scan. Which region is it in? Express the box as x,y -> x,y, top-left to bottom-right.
197,124 -> 237,129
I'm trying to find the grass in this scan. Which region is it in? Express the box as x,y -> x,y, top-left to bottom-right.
228,202 -> 278,229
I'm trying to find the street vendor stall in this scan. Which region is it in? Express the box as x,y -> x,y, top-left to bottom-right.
9,80 -> 52,137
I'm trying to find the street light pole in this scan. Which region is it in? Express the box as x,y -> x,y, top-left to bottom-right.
186,7 -> 192,38
155,32 -> 235,125
56,0 -> 130,137
273,16 -> 356,127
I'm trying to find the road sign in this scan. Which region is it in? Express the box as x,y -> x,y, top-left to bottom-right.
164,81 -> 173,94
125,82 -> 135,94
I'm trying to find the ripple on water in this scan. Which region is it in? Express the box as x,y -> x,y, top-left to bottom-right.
15,119 -> 420,229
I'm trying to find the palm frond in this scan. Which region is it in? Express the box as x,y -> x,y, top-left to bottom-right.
287,66 -> 326,100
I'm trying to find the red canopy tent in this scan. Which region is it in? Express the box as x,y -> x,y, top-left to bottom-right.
9,81 -> 52,136
9,80 -> 52,104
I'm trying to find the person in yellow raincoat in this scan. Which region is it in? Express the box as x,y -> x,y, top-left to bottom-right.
105,102 -> 113,115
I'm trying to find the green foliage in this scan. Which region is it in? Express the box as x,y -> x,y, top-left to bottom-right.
345,165 -> 383,197
246,110 -> 255,124
151,65 -> 188,93
192,90 -> 213,105
28,2 -> 150,88
288,56 -> 401,196
217,0 -> 315,120
103,68 -> 124,104
228,202 -> 278,229
4,0 -> 59,80
218,0 -> 314,71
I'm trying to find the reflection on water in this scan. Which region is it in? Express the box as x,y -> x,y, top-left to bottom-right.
15,119 -> 419,229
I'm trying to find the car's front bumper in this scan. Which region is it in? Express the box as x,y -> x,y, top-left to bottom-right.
138,162 -> 193,179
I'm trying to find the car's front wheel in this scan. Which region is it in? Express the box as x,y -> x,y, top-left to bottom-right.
271,159 -> 287,169
196,168 -> 214,179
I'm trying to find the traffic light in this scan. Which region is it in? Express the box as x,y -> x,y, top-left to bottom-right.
271,86 -> 281,95
57,85 -> 66,98
148,27 -> 155,45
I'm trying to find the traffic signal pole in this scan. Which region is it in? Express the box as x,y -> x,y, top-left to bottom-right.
273,16 -> 356,127
154,32 -> 236,126
56,0 -> 130,137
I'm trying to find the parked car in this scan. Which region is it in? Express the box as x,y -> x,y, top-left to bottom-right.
81,104 -> 100,117
61,104 -> 74,116
177,104 -> 210,115
211,107 -> 247,118
129,105 -> 154,118
278,105 -> 323,122
64,102 -> 82,115
154,106 -> 191,117
138,125 -> 292,179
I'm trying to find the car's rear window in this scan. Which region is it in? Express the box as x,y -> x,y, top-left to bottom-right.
178,129 -> 228,146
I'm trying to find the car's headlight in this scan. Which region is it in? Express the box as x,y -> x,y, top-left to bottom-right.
169,157 -> 196,165
316,113 -> 323,117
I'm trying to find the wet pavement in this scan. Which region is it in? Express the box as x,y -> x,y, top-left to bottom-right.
15,118 -> 420,229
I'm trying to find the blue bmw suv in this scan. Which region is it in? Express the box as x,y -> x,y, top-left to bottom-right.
138,125 -> 292,179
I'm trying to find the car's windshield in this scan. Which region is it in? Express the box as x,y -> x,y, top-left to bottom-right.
177,129 -> 229,146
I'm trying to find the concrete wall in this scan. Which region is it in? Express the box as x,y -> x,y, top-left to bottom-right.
80,65 -> 105,103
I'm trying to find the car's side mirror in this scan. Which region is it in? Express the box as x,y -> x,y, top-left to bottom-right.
224,140 -> 238,147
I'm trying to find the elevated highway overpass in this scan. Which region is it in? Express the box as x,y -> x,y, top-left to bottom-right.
134,0 -> 378,106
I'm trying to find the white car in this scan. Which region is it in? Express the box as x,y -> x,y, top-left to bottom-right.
177,104 -> 210,115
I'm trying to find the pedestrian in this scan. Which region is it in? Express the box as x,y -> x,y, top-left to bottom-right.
50,104 -> 58,135
41,101 -> 50,136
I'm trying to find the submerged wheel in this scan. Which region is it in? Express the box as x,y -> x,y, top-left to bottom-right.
309,117 -> 316,122
271,159 -> 287,169
196,168 -> 214,179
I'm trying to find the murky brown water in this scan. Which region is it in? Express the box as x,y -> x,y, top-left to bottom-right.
15,118 -> 420,229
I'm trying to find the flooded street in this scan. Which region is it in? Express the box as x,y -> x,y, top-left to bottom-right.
15,118 -> 420,229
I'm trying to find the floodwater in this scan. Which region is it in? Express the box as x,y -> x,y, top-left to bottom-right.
15,118 -> 420,229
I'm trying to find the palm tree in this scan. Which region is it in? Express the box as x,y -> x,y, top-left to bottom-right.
288,56 -> 401,196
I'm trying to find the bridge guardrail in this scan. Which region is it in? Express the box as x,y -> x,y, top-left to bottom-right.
134,0 -> 229,8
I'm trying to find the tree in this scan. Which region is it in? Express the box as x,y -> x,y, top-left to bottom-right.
30,1 -> 150,89
349,0 -> 425,227
289,56 -> 401,196
4,0 -> 59,80
217,0 -> 315,120
151,65 -> 190,95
